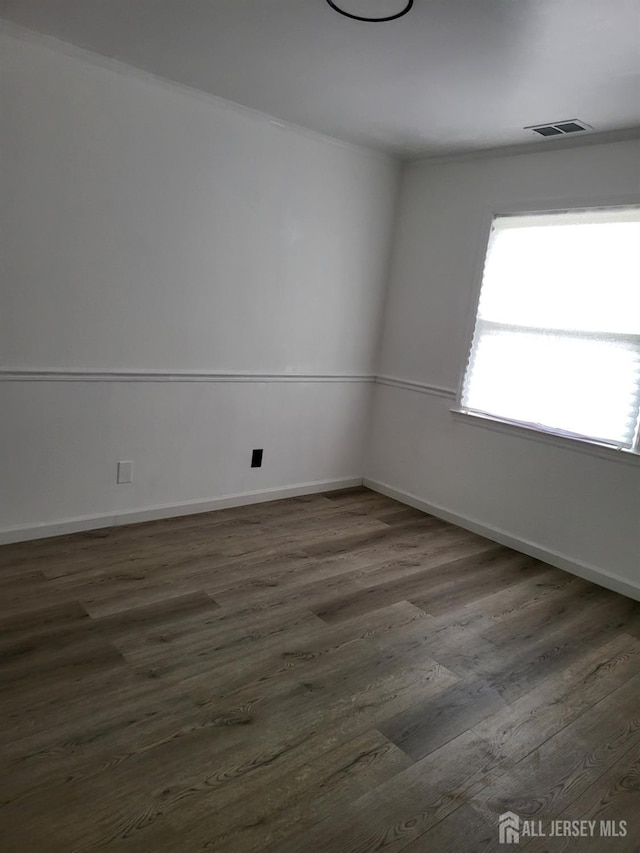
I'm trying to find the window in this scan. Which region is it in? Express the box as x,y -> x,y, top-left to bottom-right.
460,207 -> 640,452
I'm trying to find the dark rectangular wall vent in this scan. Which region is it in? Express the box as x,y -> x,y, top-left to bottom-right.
554,121 -> 587,133
525,119 -> 592,137
532,125 -> 563,137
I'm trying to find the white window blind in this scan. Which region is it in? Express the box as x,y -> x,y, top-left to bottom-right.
461,208 -> 640,450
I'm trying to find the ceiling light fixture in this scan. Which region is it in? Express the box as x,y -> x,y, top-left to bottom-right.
325,0 -> 413,22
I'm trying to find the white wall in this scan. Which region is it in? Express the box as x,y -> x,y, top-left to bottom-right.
0,28 -> 399,540
4,26 -> 638,599
366,139 -> 640,597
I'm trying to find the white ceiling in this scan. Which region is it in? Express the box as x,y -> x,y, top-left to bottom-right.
1,0 -> 639,157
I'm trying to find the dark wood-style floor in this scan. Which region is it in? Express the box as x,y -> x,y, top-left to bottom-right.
1,487 -> 639,852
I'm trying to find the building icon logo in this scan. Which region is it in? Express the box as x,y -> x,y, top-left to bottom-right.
499,811 -> 520,844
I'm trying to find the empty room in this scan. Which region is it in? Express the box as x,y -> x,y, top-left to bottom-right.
1,1 -> 640,850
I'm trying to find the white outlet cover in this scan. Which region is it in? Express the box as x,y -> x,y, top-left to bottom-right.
117,460 -> 133,484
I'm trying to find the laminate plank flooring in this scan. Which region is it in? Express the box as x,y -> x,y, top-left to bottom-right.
1,486 -> 639,852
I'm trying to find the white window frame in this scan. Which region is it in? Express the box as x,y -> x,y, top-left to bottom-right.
452,196 -> 640,463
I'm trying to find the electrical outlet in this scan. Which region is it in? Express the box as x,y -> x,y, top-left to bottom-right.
251,449 -> 263,468
117,460 -> 133,484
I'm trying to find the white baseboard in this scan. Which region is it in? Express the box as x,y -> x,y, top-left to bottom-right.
363,477 -> 640,603
0,476 -> 363,545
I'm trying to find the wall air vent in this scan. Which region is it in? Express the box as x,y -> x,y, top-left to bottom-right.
525,120 -> 593,137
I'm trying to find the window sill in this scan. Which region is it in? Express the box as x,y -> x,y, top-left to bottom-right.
450,408 -> 640,466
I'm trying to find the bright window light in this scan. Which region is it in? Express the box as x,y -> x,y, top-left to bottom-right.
460,208 -> 640,450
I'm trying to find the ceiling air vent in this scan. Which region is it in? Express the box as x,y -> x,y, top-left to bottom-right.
525,119 -> 593,137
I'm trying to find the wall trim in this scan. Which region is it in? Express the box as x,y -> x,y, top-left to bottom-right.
363,477 -> 640,603
1,370 -> 455,391
375,375 -> 456,399
0,476 -> 363,545
0,369 -> 375,384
